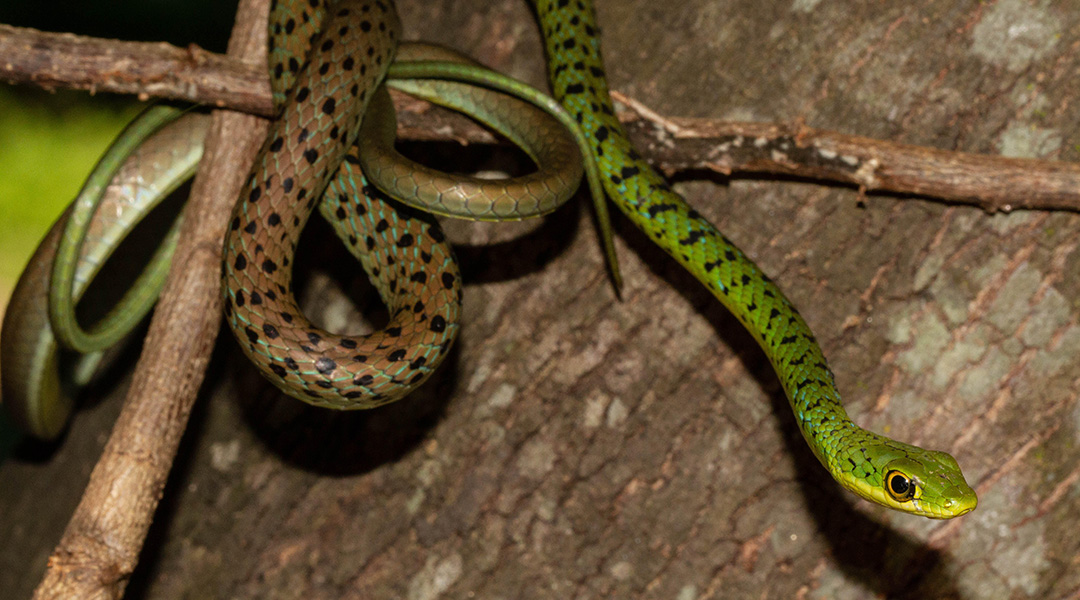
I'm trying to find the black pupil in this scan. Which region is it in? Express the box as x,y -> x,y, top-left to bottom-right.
890,475 -> 910,495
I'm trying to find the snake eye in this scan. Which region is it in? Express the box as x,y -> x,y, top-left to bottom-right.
885,470 -> 917,502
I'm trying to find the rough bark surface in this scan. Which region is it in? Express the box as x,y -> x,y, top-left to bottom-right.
2,0 -> 1079,599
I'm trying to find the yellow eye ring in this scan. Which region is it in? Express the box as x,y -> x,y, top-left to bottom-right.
885,470 -> 917,502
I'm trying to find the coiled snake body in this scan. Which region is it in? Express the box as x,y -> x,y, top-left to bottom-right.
0,0 -> 976,518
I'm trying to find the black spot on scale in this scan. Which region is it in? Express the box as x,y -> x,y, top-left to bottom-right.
339,339 -> 357,349
304,149 -> 318,164
396,233 -> 414,247
307,332 -> 322,346
249,187 -> 261,203
263,323 -> 279,339
268,213 -> 281,226
388,349 -> 406,362
441,272 -> 455,289
297,128 -> 309,143
430,315 -> 447,333
344,391 -> 364,399
621,166 -> 640,179
343,57 -> 354,70
354,374 -> 374,387
261,259 -> 277,274
319,62 -> 330,75
320,39 -> 334,52
409,356 -> 427,369
250,291 -> 262,305
360,20 -> 371,31
315,357 -> 336,374
283,177 -> 294,193
234,254 -> 247,271
244,327 -> 259,343
565,83 -> 585,94
295,87 -> 309,102
269,136 -> 284,152
680,231 -> 704,246
235,290 -> 246,308
321,97 -> 336,115
280,311 -> 293,323
375,219 -> 389,233
244,221 -> 256,234
647,203 -> 677,217
270,364 -> 287,377
315,380 -> 333,389
230,216 -> 240,231
386,327 -> 402,338
410,272 -> 427,284
409,373 -> 424,385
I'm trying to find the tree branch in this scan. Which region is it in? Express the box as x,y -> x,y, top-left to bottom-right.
1,23 -> 1078,213
30,1 -> 270,598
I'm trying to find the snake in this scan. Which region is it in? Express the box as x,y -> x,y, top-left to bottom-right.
0,0 -> 976,518
2,1 -> 599,428
531,0 -> 976,518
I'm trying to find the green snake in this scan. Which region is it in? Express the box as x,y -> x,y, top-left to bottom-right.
0,0 -> 976,518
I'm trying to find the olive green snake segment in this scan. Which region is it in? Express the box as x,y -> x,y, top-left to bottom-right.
0,111 -> 208,439
531,0 -> 976,518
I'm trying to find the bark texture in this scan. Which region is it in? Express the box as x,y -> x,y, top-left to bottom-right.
2,0 -> 1080,598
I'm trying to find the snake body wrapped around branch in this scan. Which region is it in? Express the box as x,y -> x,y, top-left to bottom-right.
0,0 -> 976,518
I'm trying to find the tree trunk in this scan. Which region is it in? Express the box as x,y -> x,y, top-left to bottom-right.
2,0 -> 1079,598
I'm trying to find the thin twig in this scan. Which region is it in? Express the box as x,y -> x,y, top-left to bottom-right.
1,23 -> 1077,212
30,1 -> 269,598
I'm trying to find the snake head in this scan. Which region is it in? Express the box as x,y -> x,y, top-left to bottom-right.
833,437 -> 977,519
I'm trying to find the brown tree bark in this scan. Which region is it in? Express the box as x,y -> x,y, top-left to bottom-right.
2,0 -> 1079,599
